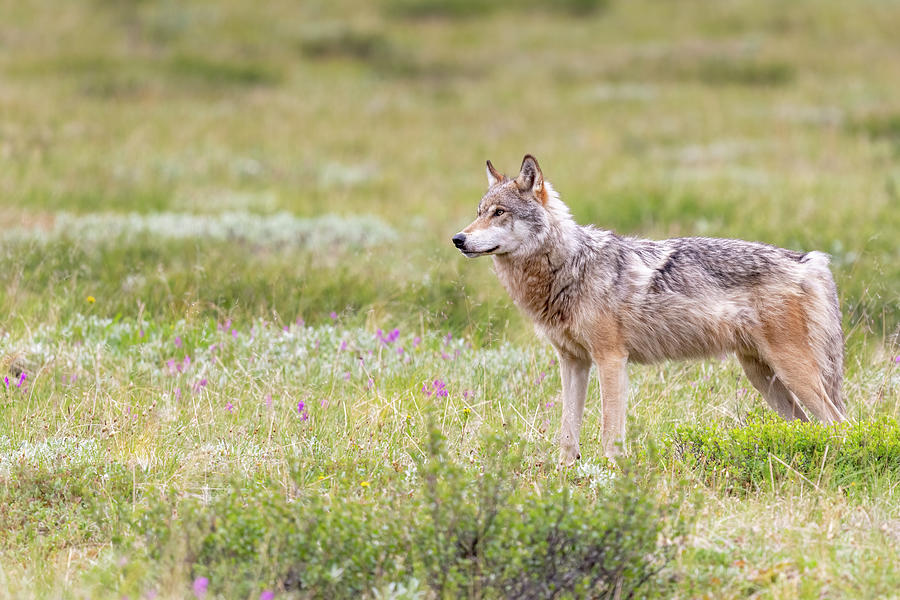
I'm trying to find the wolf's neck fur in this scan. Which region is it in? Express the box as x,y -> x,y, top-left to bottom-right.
492,182 -> 589,325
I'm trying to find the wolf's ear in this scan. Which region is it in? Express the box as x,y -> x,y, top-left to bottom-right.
515,154 -> 546,204
486,160 -> 506,187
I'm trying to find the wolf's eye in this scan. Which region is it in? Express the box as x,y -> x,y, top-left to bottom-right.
493,209 -> 505,217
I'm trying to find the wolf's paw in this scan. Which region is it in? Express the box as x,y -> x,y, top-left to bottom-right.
602,439 -> 625,460
559,447 -> 581,468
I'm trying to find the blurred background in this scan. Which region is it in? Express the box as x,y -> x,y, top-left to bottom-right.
1,0 -> 898,346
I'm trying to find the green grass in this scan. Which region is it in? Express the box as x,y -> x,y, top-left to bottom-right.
1,0 -> 899,597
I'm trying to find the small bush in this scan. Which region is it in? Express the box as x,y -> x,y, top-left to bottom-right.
124,431 -> 685,598
851,113 -> 900,154
166,54 -> 283,87
668,410 -> 900,492
853,113 -> 900,141
693,58 -> 795,86
384,0 -> 609,19
299,28 -> 394,63
0,460 -> 134,557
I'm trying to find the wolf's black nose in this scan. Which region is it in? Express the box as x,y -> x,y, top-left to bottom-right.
452,233 -> 466,248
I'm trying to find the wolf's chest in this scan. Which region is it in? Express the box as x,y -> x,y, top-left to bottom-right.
494,258 -> 578,327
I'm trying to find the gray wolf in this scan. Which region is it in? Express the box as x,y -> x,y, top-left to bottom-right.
452,155 -> 846,463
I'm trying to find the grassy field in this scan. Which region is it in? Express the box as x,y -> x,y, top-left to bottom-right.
1,0 -> 899,598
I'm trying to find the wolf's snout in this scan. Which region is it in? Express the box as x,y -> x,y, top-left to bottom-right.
451,233 -> 466,249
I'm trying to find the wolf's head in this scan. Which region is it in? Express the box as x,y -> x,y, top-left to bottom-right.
452,155 -> 559,258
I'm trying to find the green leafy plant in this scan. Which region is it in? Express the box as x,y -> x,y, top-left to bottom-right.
121,429 -> 685,598
668,409 -> 900,492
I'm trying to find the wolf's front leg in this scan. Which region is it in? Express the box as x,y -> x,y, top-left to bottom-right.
557,352 -> 591,466
596,355 -> 628,458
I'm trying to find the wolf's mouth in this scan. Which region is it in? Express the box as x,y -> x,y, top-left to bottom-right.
463,245 -> 499,258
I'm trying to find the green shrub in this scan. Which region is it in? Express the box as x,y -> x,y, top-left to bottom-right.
166,54 -> 283,87
693,58 -> 795,86
124,431 -> 685,598
668,410 -> 900,492
0,460 -> 134,558
384,0 -> 609,19
299,27 -> 394,63
851,113 -> 900,154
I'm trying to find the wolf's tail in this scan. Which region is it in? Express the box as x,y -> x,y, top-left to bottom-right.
802,251 -> 845,416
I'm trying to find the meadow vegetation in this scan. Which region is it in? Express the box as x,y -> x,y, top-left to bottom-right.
1,0 -> 899,598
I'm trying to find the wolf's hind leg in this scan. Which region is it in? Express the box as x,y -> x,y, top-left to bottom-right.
737,354 -> 808,421
764,349 -> 845,423
756,297 -> 847,424
557,352 -> 591,466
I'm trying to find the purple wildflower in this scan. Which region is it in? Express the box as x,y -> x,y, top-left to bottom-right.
192,576 -> 209,598
320,399 -> 328,408
283,325 -> 289,332
17,373 -> 26,388
265,393 -> 273,408
296,317 -> 305,327
545,401 -> 554,409
339,340 -> 348,351
174,336 -> 182,348
396,346 -> 404,355
330,311 -> 338,320
444,332 -> 452,345
423,379 -> 448,398
3,376 -> 7,388
297,400 -> 309,420
139,329 -> 144,338
231,329 -> 238,339
225,401 -> 234,413
895,355 -> 900,364
413,336 -> 421,349
260,592 -> 275,600
376,328 -> 400,345
367,378 -> 374,389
